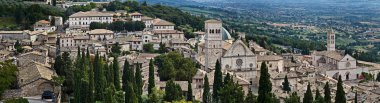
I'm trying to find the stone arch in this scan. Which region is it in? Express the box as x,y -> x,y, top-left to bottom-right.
37,82 -> 54,95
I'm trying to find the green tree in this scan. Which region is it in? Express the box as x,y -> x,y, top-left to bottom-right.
376,72 -> 380,82
257,62 -> 273,103
303,83 -> 313,103
54,55 -> 63,76
285,92 -> 300,103
122,58 -> 130,90
213,60 -> 223,102
108,21 -> 125,32
94,52 -> 106,101
202,75 -> 211,103
335,76 -> 346,103
113,56 -> 121,90
186,80 -> 193,101
62,52 -> 74,94
324,82 -> 331,103
0,61 -> 18,99
87,49 -> 95,103
111,42 -> 122,56
148,59 -> 155,94
164,80 -> 183,102
14,40 -> 23,54
148,87 -> 165,103
158,42 -> 167,53
135,63 -> 143,102
125,83 -> 138,103
282,75 -> 291,93
219,74 -> 245,103
143,43 -> 155,53
314,88 -> 324,103
105,84 -> 117,103
245,88 -> 257,103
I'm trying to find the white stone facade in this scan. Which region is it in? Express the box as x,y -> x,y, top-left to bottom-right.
69,11 -> 113,29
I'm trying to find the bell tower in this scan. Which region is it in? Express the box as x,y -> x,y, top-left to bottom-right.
327,29 -> 335,51
205,19 -> 223,70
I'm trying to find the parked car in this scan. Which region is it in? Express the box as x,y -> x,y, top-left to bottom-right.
41,91 -> 55,102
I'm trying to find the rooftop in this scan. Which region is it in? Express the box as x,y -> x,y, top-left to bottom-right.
88,29 -> 114,34
69,11 -> 113,17
153,19 -> 175,26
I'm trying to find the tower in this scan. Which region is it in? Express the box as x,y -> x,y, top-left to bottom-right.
327,29 -> 335,51
205,20 -> 223,70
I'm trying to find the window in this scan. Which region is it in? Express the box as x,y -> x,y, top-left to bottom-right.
236,59 -> 243,66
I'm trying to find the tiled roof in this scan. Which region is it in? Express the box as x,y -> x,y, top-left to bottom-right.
88,29 -> 114,34
142,16 -> 153,20
130,12 -> 143,16
153,19 -> 175,26
69,11 -> 113,17
205,19 -> 222,23
19,61 -> 56,87
37,20 -> 50,24
257,55 -> 283,61
152,30 -> 183,34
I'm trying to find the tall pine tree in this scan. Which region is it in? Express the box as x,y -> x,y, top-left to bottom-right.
87,49 -> 95,103
315,88 -> 325,103
202,75 -> 211,103
282,75 -> 291,93
113,56 -> 121,90
186,80 -> 193,101
219,74 -> 245,103
303,83 -> 313,103
257,62 -> 273,103
135,63 -> 143,102
213,60 -> 223,102
122,58 -> 130,90
125,83 -> 138,103
164,80 -> 183,102
148,59 -> 155,94
285,92 -> 300,103
335,76 -> 346,103
354,91 -> 357,103
324,81 -> 331,103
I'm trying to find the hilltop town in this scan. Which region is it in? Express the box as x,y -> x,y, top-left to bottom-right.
0,0 -> 380,103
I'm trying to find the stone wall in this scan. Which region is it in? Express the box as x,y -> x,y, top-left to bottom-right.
21,79 -> 54,97
1,89 -> 22,99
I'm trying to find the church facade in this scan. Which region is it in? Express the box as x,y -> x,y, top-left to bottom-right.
311,29 -> 368,80
221,40 -> 257,84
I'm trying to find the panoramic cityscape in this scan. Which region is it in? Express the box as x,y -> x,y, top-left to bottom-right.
0,0 -> 379,103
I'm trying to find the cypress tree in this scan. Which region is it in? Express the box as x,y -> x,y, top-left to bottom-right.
94,52 -> 106,101
105,84 -> 116,103
148,59 -> 155,94
315,87 -> 325,103
219,75 -> 245,103
324,82 -> 331,103
125,83 -> 138,103
257,62 -> 272,103
122,58 -> 130,90
202,75 -> 210,103
186,80 -> 193,101
53,55 -> 63,76
113,56 -> 121,90
135,63 -> 143,102
164,79 -> 183,102
335,76 -> 346,103
303,83 -> 313,103
285,92 -> 300,103
105,63 -> 113,85
87,49 -> 95,103
73,48 -> 82,103
213,60 -> 223,102
62,52 -> 74,94
376,72 -> 380,82
282,75 -> 291,93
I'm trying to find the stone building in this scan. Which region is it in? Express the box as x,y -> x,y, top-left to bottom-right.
311,29 -> 368,80
221,39 -> 257,84
18,62 -> 56,97
68,11 -> 113,29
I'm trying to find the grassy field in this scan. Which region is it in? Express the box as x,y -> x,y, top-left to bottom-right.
0,17 -> 18,30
